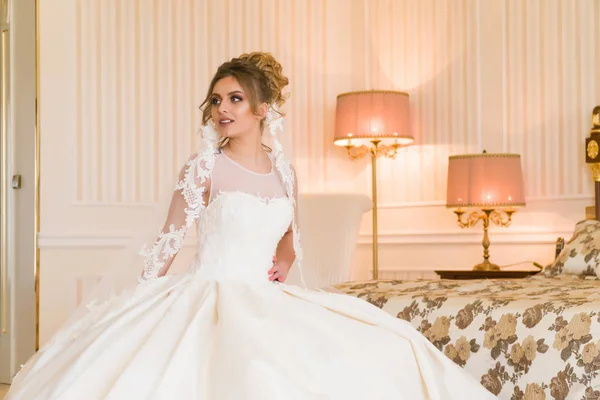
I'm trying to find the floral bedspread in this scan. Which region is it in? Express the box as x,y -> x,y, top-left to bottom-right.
332,275 -> 600,400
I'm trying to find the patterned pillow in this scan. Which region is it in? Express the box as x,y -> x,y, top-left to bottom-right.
544,220 -> 600,277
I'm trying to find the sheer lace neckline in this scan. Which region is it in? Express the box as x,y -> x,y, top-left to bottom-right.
220,150 -> 273,176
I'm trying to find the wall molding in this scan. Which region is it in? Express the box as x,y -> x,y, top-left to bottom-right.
377,194 -> 594,210
38,228 -> 571,249
357,228 -> 572,245
64,193 -> 594,210
37,232 -> 201,249
70,201 -> 156,208
37,233 -> 133,248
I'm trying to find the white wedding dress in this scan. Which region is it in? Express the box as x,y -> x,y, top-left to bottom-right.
5,149 -> 495,400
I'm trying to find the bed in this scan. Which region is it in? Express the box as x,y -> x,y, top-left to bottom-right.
333,272 -> 600,399
331,107 -> 600,399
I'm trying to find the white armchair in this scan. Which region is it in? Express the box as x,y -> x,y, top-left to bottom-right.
285,193 -> 372,288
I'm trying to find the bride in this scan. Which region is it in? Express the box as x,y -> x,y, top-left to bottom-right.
5,52 -> 495,400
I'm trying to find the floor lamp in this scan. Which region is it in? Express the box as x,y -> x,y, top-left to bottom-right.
333,90 -> 413,280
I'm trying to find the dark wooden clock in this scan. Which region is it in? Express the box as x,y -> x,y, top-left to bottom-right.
585,106 -> 600,220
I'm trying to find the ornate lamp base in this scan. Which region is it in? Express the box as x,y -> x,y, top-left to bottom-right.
473,260 -> 501,271
453,208 -> 515,272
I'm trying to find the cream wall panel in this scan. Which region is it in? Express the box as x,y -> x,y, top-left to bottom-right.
38,243 -> 198,345
56,0 -> 600,209
362,0 -> 598,204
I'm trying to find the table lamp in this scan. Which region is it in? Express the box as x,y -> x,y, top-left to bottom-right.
334,90 -> 413,279
446,151 -> 526,271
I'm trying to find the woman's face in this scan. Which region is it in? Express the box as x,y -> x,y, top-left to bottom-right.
210,76 -> 265,139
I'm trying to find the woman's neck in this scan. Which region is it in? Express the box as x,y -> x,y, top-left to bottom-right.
222,132 -> 270,169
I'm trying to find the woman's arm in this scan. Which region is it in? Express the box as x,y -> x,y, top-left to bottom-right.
269,167 -> 299,282
139,153 -> 210,281
271,227 -> 295,280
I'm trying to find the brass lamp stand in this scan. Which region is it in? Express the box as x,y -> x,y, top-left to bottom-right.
453,208 -> 516,271
333,90 -> 413,280
342,139 -> 409,279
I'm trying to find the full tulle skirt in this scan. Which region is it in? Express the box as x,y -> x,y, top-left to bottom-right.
6,272 -> 495,400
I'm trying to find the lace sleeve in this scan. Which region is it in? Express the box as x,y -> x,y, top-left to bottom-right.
138,151 -> 214,282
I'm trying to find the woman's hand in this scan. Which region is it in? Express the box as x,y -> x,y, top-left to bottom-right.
268,256 -> 290,282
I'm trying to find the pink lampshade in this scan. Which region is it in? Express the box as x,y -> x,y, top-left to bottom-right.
334,90 -> 413,147
446,152 -> 526,208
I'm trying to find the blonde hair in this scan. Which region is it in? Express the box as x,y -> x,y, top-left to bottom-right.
199,52 -> 289,132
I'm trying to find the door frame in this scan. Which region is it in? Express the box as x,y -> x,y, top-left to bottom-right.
0,0 -> 38,384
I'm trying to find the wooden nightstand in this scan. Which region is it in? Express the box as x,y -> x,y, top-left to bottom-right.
434,270 -> 540,280
434,237 -> 562,280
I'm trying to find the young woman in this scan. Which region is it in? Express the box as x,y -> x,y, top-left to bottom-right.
6,52 -> 495,399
